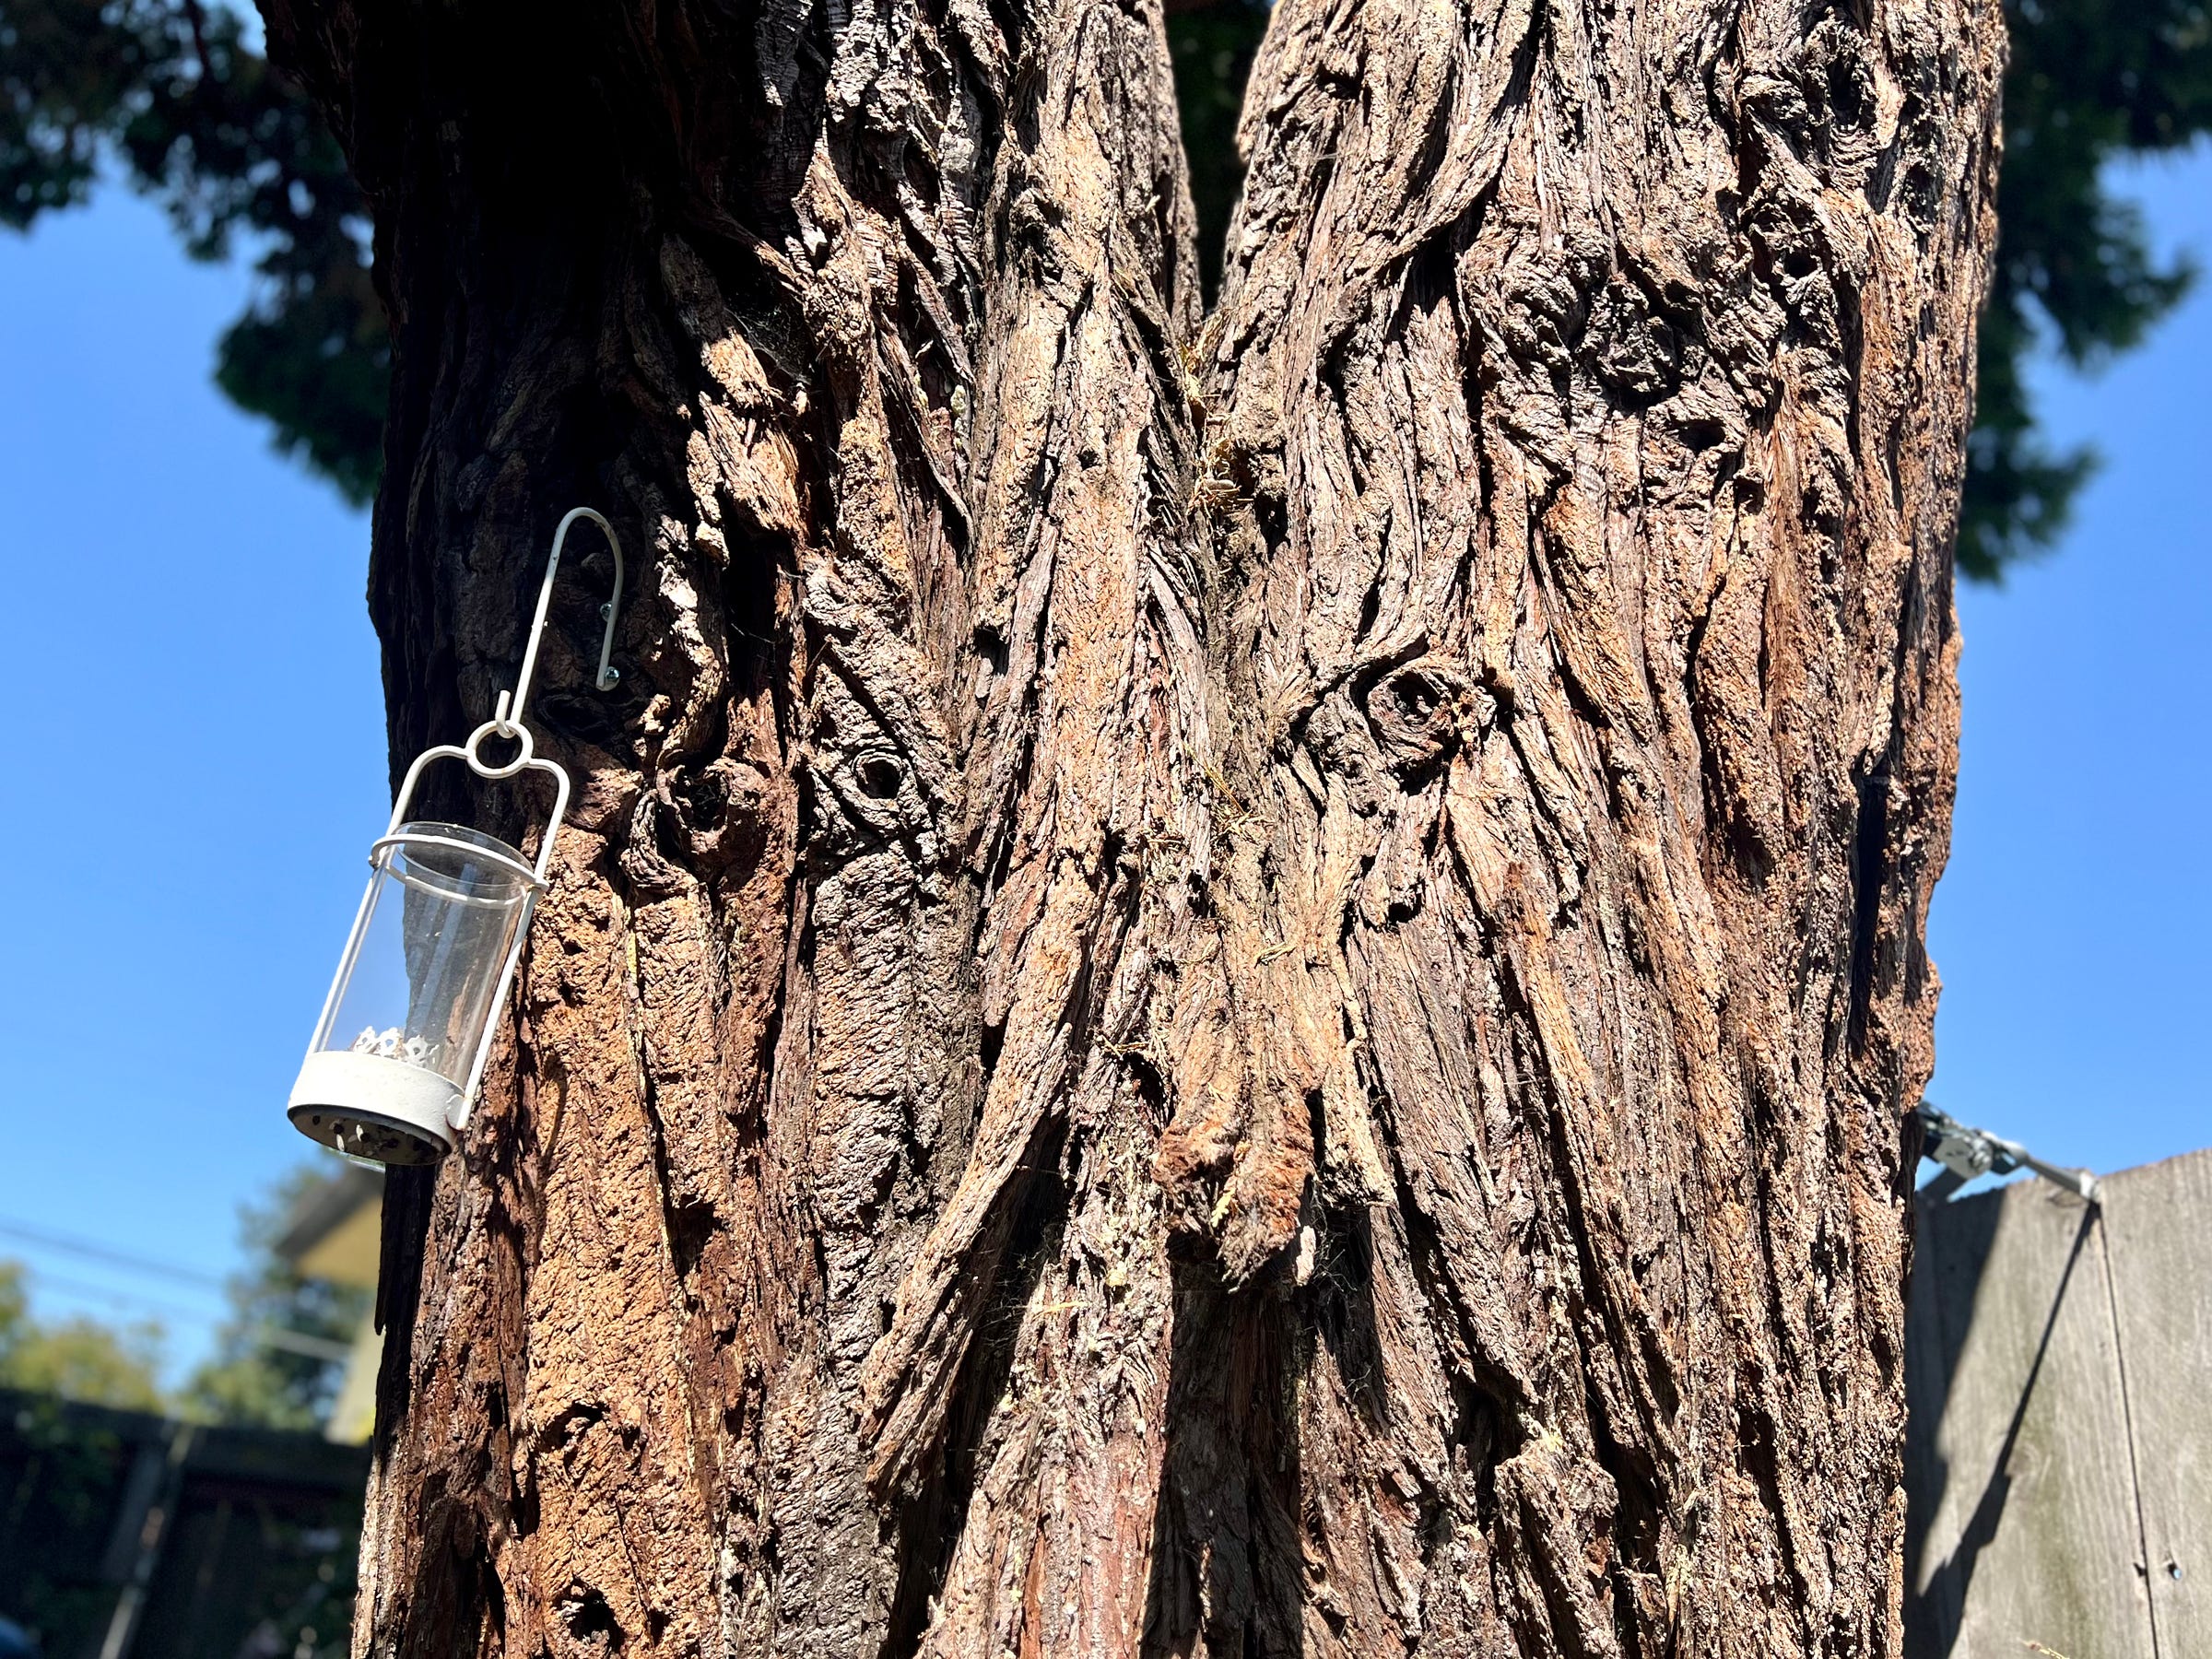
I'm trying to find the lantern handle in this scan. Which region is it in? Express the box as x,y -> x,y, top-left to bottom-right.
385,742 -> 571,885
492,507 -> 626,739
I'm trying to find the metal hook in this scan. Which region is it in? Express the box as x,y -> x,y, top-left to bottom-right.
492,507 -> 625,737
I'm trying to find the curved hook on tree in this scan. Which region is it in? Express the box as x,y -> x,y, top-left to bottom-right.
493,506 -> 626,736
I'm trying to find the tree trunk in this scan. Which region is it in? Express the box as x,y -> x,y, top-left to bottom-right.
257,0 -> 1999,1651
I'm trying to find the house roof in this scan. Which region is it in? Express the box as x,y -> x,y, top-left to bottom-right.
273,1165 -> 382,1290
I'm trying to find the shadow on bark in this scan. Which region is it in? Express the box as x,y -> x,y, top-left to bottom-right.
1142,1245 -> 1304,1658
881,1127 -> 1070,1659
372,1165 -> 436,1458
1144,1201 -> 1422,1658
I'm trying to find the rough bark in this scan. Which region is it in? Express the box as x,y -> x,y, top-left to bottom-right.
255,0 -> 2000,1652
1162,0 -> 1997,1651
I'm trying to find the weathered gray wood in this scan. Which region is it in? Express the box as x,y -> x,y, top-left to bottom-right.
1904,1176 -> 2154,1658
2100,1147 -> 2212,1656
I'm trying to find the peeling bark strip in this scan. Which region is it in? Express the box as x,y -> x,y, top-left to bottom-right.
258,0 -> 1997,1651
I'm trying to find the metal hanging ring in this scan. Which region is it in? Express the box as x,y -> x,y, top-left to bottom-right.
462,716 -> 537,780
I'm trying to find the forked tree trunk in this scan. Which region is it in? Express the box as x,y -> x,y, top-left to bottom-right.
259,0 -> 1999,1651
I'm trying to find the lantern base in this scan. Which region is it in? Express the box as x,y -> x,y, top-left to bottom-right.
288,1050 -> 462,1165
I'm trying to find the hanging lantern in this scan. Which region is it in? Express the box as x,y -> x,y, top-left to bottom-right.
288,509 -> 626,1166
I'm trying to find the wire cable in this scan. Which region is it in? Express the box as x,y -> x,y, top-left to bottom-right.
12,1265 -> 355,1365
0,1218 -> 228,1288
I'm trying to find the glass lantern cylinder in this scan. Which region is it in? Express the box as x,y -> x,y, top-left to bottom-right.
288,821 -> 539,1164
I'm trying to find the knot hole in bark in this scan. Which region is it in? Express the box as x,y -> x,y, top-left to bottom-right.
1362,659 -> 1475,783
804,689 -> 937,860
858,752 -> 907,798
649,758 -> 777,882
558,1583 -> 620,1646
1588,279 -> 1685,409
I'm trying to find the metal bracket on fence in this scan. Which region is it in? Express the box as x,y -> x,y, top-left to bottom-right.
1916,1100 -> 2100,1204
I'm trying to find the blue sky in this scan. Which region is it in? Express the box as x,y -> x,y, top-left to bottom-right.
2,155 -> 2206,1379
1931,150 -> 2212,1181
0,188 -> 386,1371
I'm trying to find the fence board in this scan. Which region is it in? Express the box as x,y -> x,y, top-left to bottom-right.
0,1391 -> 366,1659
2099,1149 -> 2212,1657
1903,1177 -> 2153,1659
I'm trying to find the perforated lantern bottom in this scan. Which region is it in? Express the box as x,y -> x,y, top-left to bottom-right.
288,1049 -> 462,1166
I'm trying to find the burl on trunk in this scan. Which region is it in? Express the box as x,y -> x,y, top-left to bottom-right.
258,0 -> 2000,1650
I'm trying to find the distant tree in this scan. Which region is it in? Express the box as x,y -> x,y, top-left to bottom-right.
0,1167 -> 365,1427
0,1262 -> 166,1412
1960,0 -> 2212,578
184,1165 -> 370,1432
6,0 -> 2201,572
0,0 -> 384,501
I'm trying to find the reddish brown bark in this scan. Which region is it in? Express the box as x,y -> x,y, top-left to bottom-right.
1164,0 -> 1994,1647
258,0 -> 2000,1651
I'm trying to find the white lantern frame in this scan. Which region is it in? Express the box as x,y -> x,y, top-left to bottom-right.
288,508 -> 625,1164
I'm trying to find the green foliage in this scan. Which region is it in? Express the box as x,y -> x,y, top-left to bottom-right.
0,1394 -> 142,1648
1960,0 -> 2212,579
0,0 -> 386,502
3,0 -> 2206,571
183,1165 -> 370,1432
0,1261 -> 167,1412
0,1164 -> 367,1430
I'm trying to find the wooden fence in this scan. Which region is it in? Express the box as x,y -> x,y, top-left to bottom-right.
0,1392 -> 367,1659
1905,1147 -> 2209,1658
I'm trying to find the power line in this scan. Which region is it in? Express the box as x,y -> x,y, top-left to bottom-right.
18,1267 -> 355,1365
19,1267 -> 226,1325
0,1218 -> 228,1290
0,1217 -> 357,1365
244,1326 -> 355,1364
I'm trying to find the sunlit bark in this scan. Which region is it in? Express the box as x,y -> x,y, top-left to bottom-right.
257,0 -> 2000,1650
